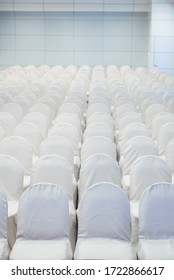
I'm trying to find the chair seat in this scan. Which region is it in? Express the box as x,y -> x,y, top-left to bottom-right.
74,238 -> 136,260
0,239 -> 9,259
138,239 -> 174,260
10,238 -> 72,260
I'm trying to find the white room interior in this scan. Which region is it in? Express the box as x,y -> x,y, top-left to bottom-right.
0,0 -> 174,74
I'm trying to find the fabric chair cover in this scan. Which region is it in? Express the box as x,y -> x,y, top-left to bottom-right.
83,122 -> 114,143
0,136 -> 33,175
40,136 -> 74,167
1,102 -> 24,123
81,136 -> 116,164
23,112 -> 49,139
118,112 -> 143,134
157,122 -> 174,155
0,112 -> 16,136
86,103 -> 111,120
129,155 -> 172,246
0,191 -> 9,259
0,154 -> 24,248
151,112 -> 174,140
55,112 -> 81,131
13,122 -> 42,155
9,183 -> 72,259
29,103 -> 52,124
144,103 -> 166,129
74,182 -> 136,260
138,182 -> 174,259
78,154 -> 121,202
118,123 -> 150,155
30,155 -> 76,205
49,123 -> 81,156
87,112 -> 114,131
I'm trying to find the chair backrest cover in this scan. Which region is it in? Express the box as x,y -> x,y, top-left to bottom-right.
130,155 -> 172,202
40,136 -> 74,167
0,136 -> 33,175
78,154 -> 121,200
120,136 -> 158,175
78,183 -> 131,241
81,136 -> 116,164
0,154 -> 24,201
31,155 -> 73,200
17,183 -> 69,240
139,182 -> 174,239
13,122 -> 42,155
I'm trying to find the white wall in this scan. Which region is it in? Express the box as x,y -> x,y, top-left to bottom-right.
149,0 -> 174,74
0,11 -> 149,68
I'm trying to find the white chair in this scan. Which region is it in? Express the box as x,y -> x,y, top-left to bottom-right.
40,136 -> 74,167
0,112 -> 16,136
13,122 -> 42,156
83,122 -> 114,143
129,155 -> 172,247
9,183 -> 73,259
0,136 -> 33,176
144,103 -> 166,129
0,191 -> 9,259
49,122 -> 81,157
151,112 -> 174,140
86,103 -> 111,120
74,182 -> 136,260
0,154 -> 24,249
81,136 -> 116,164
23,112 -> 49,139
86,112 -> 114,131
30,155 -> 77,208
120,136 -> 158,194
29,103 -> 53,124
157,122 -> 174,155
1,102 -> 24,123
118,122 -> 150,156
78,154 -> 121,202
138,182 -> 174,259
54,112 -> 82,132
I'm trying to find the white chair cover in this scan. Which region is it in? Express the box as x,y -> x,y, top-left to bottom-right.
0,136 -> 33,175
86,103 -> 111,120
9,183 -> 72,259
78,154 -> 121,202
0,191 -> 9,259
0,154 -> 24,248
30,155 -> 76,205
151,112 -> 174,140
129,155 -> 172,246
81,136 -> 116,164
83,122 -> 114,143
86,112 -> 114,131
23,112 -> 49,139
40,136 -> 74,167
29,103 -> 52,123
1,102 -> 24,123
49,123 -> 81,156
13,122 -> 42,155
74,182 -> 136,260
144,103 -> 166,129
138,182 -> 174,259
157,122 -> 174,155
0,112 -> 16,136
